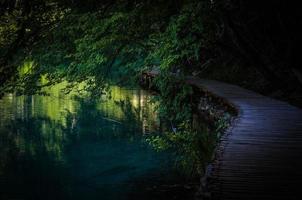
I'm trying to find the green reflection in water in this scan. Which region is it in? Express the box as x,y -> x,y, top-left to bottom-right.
0,84 -> 193,200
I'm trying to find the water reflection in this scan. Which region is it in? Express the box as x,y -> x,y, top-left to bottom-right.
0,85 -> 182,200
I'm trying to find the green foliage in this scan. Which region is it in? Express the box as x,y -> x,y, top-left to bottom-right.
0,11 -> 19,50
8,1 -> 176,96
0,0 -> 233,179
146,112 -> 230,177
144,0 -> 216,129
145,1 -> 213,74
1,0 -> 215,98
152,76 -> 193,123
146,120 -> 220,177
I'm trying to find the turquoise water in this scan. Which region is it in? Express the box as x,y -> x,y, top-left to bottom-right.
0,86 -> 194,200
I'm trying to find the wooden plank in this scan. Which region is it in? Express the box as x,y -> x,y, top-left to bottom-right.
143,72 -> 302,199
196,79 -> 302,200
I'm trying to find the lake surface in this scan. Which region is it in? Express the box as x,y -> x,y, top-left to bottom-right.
0,85 -> 195,200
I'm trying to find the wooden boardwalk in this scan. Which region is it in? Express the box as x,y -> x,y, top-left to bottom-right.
190,79 -> 302,200
144,71 -> 302,199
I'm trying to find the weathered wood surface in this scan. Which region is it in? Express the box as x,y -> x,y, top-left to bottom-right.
144,70 -> 302,199
192,79 -> 302,200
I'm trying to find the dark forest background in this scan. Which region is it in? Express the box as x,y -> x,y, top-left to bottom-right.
1,0 -> 302,106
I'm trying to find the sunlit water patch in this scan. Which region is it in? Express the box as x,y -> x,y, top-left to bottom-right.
0,85 -> 195,200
